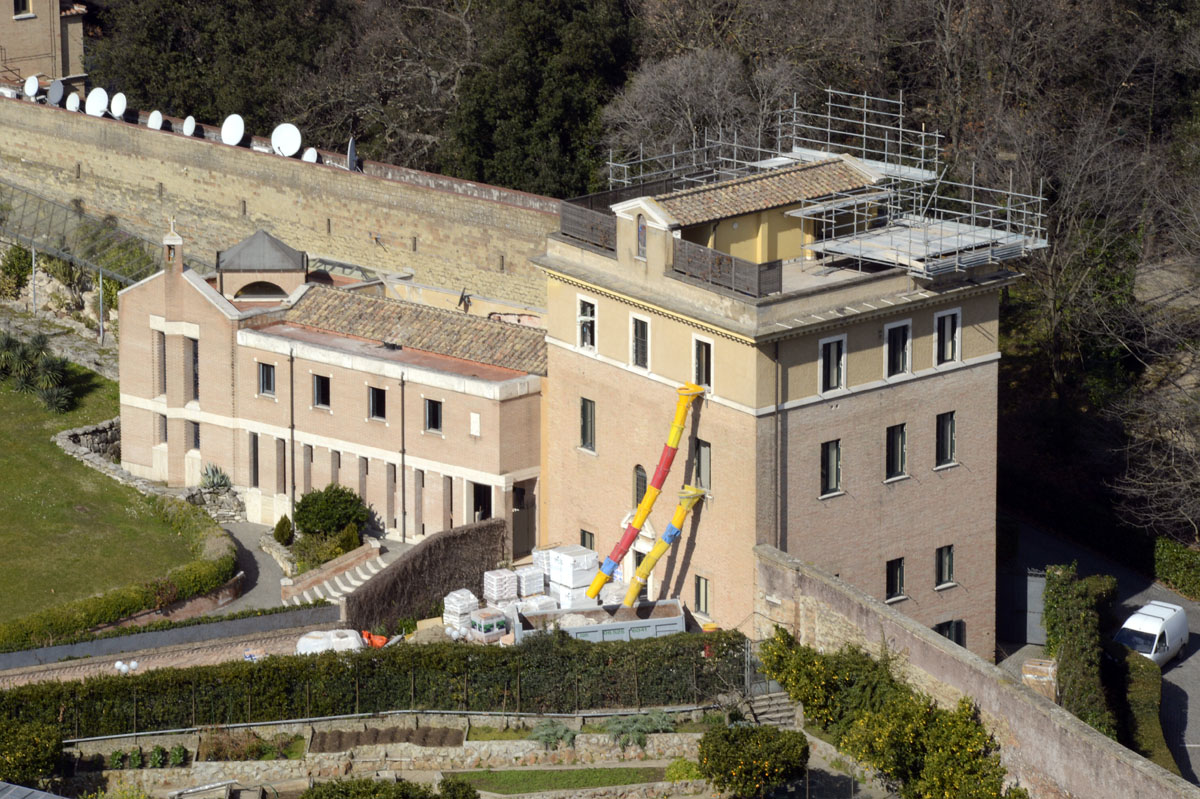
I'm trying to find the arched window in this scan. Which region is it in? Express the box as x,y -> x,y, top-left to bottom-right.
634,464 -> 647,506
636,214 -> 646,259
234,280 -> 288,299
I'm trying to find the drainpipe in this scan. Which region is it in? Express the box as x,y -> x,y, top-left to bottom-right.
775,341 -> 783,550
400,375 -> 407,543
30,245 -> 36,315
289,347 -> 296,523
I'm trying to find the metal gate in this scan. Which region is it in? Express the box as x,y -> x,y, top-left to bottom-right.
745,640 -> 783,697
999,567 -> 1046,645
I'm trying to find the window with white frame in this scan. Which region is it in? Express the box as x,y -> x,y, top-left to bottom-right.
820,439 -> 841,496
580,397 -> 596,451
188,337 -> 200,401
695,574 -> 711,616
425,398 -> 442,432
248,432 -> 259,488
580,529 -> 595,550
693,438 -> 711,491
258,362 -> 275,396
885,423 -> 907,479
885,321 -> 911,377
636,214 -> 647,259
936,544 -> 955,587
935,309 -> 961,365
312,374 -> 331,408
819,335 -> 846,393
368,386 -> 386,420
936,411 -> 956,467
578,298 -> 596,351
694,337 -> 712,388
886,557 -> 905,601
14,0 -> 31,16
631,315 -> 649,369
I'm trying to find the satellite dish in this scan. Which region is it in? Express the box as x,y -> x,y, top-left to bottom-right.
347,136 -> 357,171
22,75 -> 38,98
220,114 -> 245,146
47,80 -> 64,106
182,115 -> 196,137
301,147 -> 319,163
65,93 -> 80,112
270,123 -> 302,157
148,110 -> 163,130
110,92 -> 127,118
84,87 -> 108,117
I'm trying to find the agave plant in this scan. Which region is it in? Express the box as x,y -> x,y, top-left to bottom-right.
37,384 -> 71,413
25,332 -> 50,361
0,332 -> 20,377
200,463 -> 232,490
7,342 -> 38,381
31,355 -> 66,390
10,372 -> 35,394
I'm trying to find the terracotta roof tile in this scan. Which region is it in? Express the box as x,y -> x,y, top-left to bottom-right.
656,159 -> 877,227
282,286 -> 546,375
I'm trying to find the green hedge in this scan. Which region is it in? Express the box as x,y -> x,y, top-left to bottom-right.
1043,563 -> 1117,738
0,630 -> 746,739
1102,640 -> 1181,775
698,725 -> 808,798
1154,537 -> 1200,600
0,496 -> 236,653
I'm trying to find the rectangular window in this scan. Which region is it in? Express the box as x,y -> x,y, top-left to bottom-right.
189,420 -> 200,451
694,338 -> 712,388
580,529 -> 595,550
424,398 -> 443,432
936,545 -> 955,587
578,299 -> 596,350
885,322 -> 910,377
695,575 -> 710,616
580,397 -> 596,451
258,362 -> 275,396
886,557 -> 905,600
188,337 -> 199,401
631,316 -> 649,369
820,336 -> 845,393
885,423 -> 907,480
935,310 -> 960,365
154,331 -> 166,395
936,411 -> 956,467
313,374 -> 331,408
470,412 -> 481,437
369,386 -> 387,420
693,438 -> 711,491
933,620 -> 966,647
276,438 -> 287,494
820,439 -> 841,496
14,0 -> 31,16
156,413 -> 167,445
248,432 -> 259,489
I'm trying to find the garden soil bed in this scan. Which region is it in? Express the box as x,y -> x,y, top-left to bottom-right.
308,726 -> 464,752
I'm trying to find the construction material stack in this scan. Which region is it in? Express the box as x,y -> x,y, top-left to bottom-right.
443,589 -> 479,634
548,545 -> 599,609
516,564 -> 546,597
468,607 -> 509,644
483,569 -> 519,605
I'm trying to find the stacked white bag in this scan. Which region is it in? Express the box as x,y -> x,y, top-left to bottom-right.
547,545 -> 599,609
516,564 -> 546,597
483,568 -> 519,605
443,588 -> 479,632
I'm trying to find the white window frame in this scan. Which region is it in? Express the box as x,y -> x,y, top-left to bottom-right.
935,410 -> 957,469
694,574 -> 711,617
933,308 -> 962,367
819,439 -> 842,498
630,313 -> 651,371
424,397 -> 443,433
692,333 -> 714,390
577,294 -> 597,353
883,319 -> 912,379
312,373 -> 332,410
818,333 -> 847,395
692,437 -> 712,494
935,544 -> 956,589
885,422 -> 907,482
257,361 -> 276,397
368,384 -> 387,422
886,557 -> 906,603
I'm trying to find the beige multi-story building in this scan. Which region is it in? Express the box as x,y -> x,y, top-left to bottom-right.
536,92 -> 1045,660
0,0 -> 86,90
119,228 -> 544,556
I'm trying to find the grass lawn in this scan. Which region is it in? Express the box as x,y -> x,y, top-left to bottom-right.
452,767 -> 665,794
0,363 -> 192,622
466,726 -> 532,741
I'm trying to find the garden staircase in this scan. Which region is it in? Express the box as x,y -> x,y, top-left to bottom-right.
748,691 -> 799,730
287,553 -> 387,605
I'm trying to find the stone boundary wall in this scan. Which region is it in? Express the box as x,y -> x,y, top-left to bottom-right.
753,544 -> 1195,799
281,539 -> 382,602
0,97 -> 559,310
55,417 -> 246,523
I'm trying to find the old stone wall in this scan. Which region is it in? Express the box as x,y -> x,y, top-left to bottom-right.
0,98 -> 558,309
754,544 -> 1194,799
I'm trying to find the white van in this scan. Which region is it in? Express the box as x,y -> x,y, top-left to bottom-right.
1114,601 -> 1188,667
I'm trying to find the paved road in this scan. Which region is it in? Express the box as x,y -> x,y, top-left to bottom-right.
1005,519 -> 1200,782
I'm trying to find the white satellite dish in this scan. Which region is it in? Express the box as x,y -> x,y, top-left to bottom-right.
183,115 -> 196,137
47,80 -> 64,106
301,147 -> 319,163
22,75 -> 38,98
84,87 -> 108,117
148,110 -> 163,130
270,123 -> 302,157
65,93 -> 80,112
110,92 -> 127,118
220,114 -> 245,146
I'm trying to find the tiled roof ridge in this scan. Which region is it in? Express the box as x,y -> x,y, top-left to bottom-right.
297,284 -> 535,338
655,158 -> 842,202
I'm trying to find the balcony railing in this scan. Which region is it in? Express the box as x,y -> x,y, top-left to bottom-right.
559,201 -> 616,251
672,239 -> 781,299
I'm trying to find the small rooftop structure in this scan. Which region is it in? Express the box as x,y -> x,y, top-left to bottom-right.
217,229 -> 307,272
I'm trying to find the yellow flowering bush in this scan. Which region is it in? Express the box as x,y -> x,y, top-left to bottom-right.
698,724 -> 808,798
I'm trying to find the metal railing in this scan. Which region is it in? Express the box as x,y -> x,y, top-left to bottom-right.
672,238 -> 782,299
559,201 -> 617,251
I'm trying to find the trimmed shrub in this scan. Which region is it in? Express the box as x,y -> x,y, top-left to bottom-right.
292,533 -> 347,574
1104,640 -> 1181,775
665,757 -> 703,782
1043,563 -> 1117,738
274,515 -> 295,546
699,724 -> 809,798
1155,537 -> 1200,600
294,484 -> 369,537
0,721 -> 60,786
336,522 -> 361,553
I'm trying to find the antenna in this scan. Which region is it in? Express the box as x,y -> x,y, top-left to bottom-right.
65,93 -> 80,112
110,92 -> 127,119
46,80 -> 64,107
182,115 -> 196,137
347,136 -> 358,171
84,88 -> 108,117
220,114 -> 245,146
22,75 -> 38,99
270,123 -> 302,157
147,110 -> 163,130
301,147 -> 319,163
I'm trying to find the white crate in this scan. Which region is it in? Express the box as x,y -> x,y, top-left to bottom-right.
515,565 -> 546,597
548,546 -> 598,587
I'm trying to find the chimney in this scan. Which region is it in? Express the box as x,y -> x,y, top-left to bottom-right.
163,217 -> 184,274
